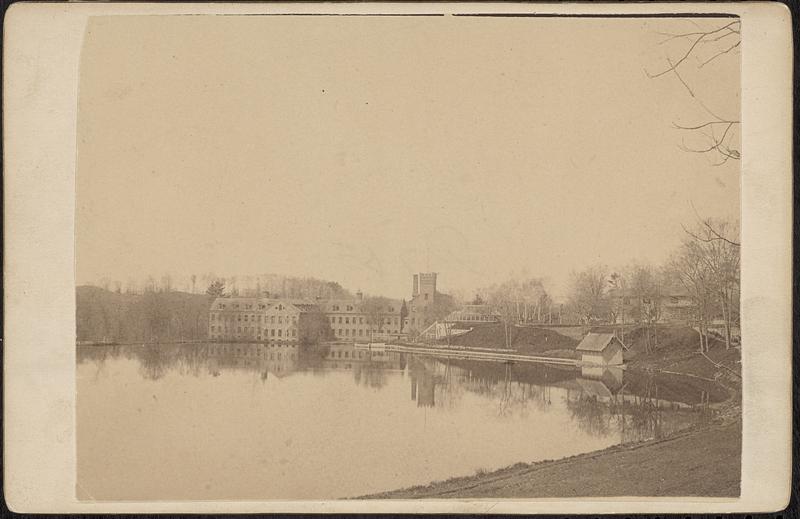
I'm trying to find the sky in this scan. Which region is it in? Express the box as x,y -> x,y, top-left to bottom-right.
76,15 -> 741,300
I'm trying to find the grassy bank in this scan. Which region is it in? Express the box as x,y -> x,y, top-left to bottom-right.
440,323 -> 741,380
439,324 -> 579,357
363,418 -> 740,498
619,325 -> 741,379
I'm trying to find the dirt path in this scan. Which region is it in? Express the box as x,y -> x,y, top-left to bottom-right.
363,420 -> 741,499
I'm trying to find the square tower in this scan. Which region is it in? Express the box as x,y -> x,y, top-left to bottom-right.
416,272 -> 437,303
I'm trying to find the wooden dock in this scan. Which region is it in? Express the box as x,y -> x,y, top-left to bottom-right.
383,343 -> 580,366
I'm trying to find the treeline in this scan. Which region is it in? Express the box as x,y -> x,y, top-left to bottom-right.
76,286 -> 212,343
479,278 -> 555,324
86,273 -> 353,300
472,217 -> 740,352
564,217 -> 740,351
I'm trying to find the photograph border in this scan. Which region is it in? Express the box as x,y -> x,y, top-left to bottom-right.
3,1 -> 792,513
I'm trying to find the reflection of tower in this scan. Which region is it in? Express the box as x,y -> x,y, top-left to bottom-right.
418,373 -> 436,407
409,359 -> 437,407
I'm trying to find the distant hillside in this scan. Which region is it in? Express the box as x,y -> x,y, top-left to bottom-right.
76,286 -> 212,343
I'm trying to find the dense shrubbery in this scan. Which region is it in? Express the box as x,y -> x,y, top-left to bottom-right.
76,286 -> 212,342
299,308 -> 335,346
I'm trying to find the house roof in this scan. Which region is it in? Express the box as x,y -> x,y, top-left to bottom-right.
211,296 -> 317,313
212,296 -> 261,306
319,298 -> 403,314
291,303 -> 318,312
576,333 -> 618,352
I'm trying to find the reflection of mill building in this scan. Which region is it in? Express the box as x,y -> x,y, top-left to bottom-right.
323,342 -> 406,370
205,342 -> 300,376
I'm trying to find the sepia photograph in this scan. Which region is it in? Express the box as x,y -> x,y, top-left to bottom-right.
73,10 -> 744,501
3,1 -> 792,513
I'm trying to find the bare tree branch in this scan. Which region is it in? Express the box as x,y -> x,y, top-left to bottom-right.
666,57 -> 696,97
647,21 -> 740,78
682,202 -> 741,247
673,120 -> 739,131
648,20 -> 741,164
699,40 -> 741,67
706,28 -> 740,43
675,115 -> 739,163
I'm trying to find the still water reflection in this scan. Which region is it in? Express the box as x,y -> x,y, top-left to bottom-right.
77,342 -> 726,500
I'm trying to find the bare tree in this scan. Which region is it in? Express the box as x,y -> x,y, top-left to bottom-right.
160,274 -> 173,293
647,20 -> 741,165
627,264 -> 664,353
682,202 -> 741,247
567,265 -> 611,326
125,277 -> 138,295
484,279 -> 526,348
363,296 -> 391,341
518,278 -> 549,323
487,294 -> 516,349
480,276 -> 551,348
684,218 -> 740,349
607,271 -> 627,342
668,240 -> 716,353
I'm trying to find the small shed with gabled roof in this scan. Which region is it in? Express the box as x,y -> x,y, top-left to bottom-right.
576,333 -> 624,366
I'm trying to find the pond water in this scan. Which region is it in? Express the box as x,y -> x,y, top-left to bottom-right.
76,342 -> 726,500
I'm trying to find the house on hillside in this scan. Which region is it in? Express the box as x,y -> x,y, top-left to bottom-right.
607,284 -> 695,324
576,333 -> 624,366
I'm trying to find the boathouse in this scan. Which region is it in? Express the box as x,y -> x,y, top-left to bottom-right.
576,333 -> 624,366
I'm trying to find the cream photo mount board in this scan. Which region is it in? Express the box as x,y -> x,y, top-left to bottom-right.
3,1 -> 793,514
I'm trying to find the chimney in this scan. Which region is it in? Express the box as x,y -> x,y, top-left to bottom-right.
356,290 -> 363,301
413,274 -> 419,296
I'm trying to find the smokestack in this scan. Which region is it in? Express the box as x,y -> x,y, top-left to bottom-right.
413,274 -> 419,296
356,290 -> 363,301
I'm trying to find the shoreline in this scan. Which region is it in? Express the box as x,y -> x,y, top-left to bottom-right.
360,363 -> 742,500
360,416 -> 741,499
